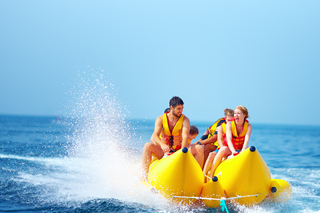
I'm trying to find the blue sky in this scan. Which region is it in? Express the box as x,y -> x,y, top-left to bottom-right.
1,0 -> 319,126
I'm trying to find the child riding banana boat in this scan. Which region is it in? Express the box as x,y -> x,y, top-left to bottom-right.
140,99 -> 291,208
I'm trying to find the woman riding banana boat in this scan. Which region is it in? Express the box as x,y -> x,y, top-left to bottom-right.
140,98 -> 292,208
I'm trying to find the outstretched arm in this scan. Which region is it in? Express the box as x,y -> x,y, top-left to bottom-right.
198,134 -> 217,145
241,123 -> 252,151
216,126 -> 224,148
226,122 -> 236,154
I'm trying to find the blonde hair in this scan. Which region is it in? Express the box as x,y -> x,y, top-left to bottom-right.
235,105 -> 249,120
224,108 -> 234,117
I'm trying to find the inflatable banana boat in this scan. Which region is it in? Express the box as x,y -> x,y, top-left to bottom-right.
147,146 -> 292,208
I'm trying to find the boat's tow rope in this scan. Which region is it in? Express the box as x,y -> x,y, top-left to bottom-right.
172,193 -> 261,213
172,193 -> 261,200
204,174 -> 211,180
220,199 -> 229,213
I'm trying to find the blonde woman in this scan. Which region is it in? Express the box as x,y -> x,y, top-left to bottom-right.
208,106 -> 252,179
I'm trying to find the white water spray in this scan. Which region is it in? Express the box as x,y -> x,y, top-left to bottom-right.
58,68 -> 167,207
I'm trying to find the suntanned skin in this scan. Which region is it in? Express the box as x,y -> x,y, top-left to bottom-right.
140,103 -> 204,181
202,115 -> 233,178
140,104 -> 190,181
198,136 -> 218,164
151,105 -> 190,153
208,109 -> 252,179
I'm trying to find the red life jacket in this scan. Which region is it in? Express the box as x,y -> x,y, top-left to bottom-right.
230,119 -> 249,150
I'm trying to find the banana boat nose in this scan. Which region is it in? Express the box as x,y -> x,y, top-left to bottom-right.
213,147 -> 271,205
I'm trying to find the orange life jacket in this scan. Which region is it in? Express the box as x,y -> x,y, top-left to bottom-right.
229,119 -> 249,150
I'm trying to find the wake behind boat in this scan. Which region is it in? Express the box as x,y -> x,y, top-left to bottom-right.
146,146 -> 292,209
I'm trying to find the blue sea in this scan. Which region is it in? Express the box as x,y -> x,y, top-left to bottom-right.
1,113 -> 319,213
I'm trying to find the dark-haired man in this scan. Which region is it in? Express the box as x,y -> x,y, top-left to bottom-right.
140,96 -> 203,181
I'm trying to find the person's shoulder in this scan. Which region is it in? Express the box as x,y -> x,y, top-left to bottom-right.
182,114 -> 189,121
182,115 -> 190,125
155,114 -> 164,122
217,119 -> 225,126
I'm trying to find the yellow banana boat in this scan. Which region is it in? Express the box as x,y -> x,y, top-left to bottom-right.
148,147 -> 204,206
147,146 -> 292,208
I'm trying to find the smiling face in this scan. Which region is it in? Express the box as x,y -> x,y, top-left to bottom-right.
171,104 -> 184,118
234,108 -> 245,124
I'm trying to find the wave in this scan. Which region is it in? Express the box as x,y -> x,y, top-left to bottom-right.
0,153 -> 65,163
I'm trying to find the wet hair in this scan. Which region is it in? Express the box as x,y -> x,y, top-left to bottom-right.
190,125 -> 199,135
224,108 -> 234,117
169,96 -> 184,108
164,108 -> 170,113
235,105 -> 249,120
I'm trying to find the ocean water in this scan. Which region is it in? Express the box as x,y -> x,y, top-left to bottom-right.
1,72 -> 319,212
1,114 -> 320,213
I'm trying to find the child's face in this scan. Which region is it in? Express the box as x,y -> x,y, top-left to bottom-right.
226,115 -> 234,122
189,133 -> 198,140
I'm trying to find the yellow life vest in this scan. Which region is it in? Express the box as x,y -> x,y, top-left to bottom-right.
213,122 -> 228,149
207,118 -> 225,138
160,113 -> 184,151
207,117 -> 226,147
230,120 -> 249,150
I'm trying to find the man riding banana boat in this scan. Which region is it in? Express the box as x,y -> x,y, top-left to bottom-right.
140,102 -> 292,209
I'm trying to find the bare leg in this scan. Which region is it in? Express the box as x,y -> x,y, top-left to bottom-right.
203,152 -> 217,176
209,146 -> 232,179
203,144 -> 216,163
141,142 -> 164,181
189,144 -> 204,168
